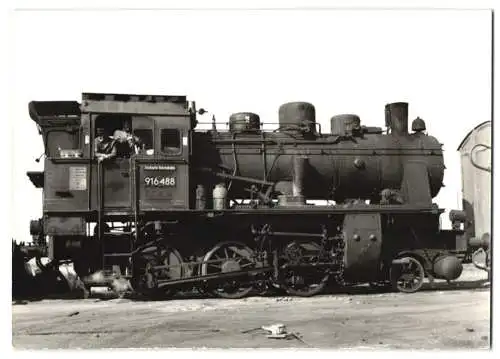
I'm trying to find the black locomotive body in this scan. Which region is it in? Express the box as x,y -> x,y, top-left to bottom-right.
25,92 -> 469,297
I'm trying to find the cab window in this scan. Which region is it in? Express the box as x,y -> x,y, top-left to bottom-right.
161,129 -> 181,154
134,129 -> 153,151
47,130 -> 81,158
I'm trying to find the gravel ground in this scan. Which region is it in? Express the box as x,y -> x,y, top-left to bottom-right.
12,264 -> 490,349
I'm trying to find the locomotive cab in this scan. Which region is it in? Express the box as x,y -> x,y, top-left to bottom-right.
81,93 -> 193,213
29,93 -> 195,268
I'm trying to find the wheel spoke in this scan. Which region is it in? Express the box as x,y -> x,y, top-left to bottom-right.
200,241 -> 255,299
391,256 -> 424,293
135,245 -> 184,297
281,240 -> 329,297
240,262 -> 254,268
235,256 -> 246,264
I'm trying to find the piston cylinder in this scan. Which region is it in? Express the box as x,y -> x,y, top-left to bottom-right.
432,255 -> 463,280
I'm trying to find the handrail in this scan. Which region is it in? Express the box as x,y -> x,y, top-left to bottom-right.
470,143 -> 491,173
472,247 -> 490,273
97,161 -> 104,267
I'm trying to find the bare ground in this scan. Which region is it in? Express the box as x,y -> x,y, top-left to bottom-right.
12,264 -> 490,350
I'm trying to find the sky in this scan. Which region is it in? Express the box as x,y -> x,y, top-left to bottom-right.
7,8 -> 492,241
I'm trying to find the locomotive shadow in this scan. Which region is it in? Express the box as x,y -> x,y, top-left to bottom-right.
100,277 -> 491,302
12,279 -> 489,303
12,269 -> 490,303
422,279 -> 490,292
322,278 -> 490,297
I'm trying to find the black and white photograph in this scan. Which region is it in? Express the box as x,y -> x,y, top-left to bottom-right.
5,0 -> 494,352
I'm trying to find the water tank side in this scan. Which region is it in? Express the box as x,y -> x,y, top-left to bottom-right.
472,125 -> 491,239
458,122 -> 491,240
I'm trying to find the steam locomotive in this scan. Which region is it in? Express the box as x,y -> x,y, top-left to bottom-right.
24,92 -> 471,298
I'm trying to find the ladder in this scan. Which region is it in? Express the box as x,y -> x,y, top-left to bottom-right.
96,159 -> 138,277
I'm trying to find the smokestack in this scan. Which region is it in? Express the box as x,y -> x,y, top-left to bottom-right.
385,102 -> 408,135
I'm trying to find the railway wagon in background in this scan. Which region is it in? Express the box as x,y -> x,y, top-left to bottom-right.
456,121 -> 491,275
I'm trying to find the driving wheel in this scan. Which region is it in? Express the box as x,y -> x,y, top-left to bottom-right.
280,240 -> 330,297
200,241 -> 256,299
133,244 -> 184,297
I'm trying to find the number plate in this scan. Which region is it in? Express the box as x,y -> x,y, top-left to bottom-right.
144,176 -> 176,187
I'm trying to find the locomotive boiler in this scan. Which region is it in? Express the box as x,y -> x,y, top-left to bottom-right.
24,92 -> 469,298
198,101 -> 445,204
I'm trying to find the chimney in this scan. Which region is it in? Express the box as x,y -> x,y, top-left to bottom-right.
385,102 -> 408,135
